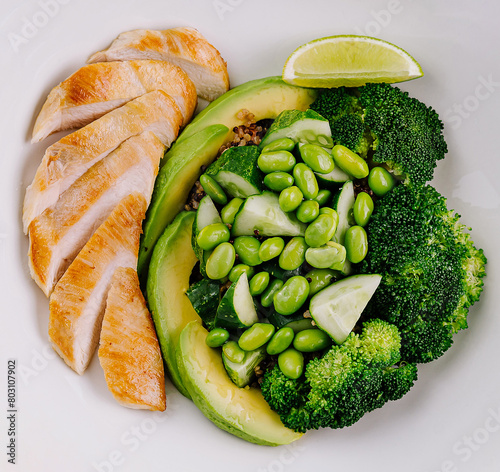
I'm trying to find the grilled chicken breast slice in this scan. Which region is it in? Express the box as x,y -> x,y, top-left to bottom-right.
88,27 -> 229,101
23,90 -> 182,233
32,60 -> 196,142
48,193 -> 146,375
28,131 -> 163,297
99,267 -> 166,411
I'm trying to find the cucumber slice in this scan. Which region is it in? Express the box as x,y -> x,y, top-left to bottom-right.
215,273 -> 259,330
186,278 -> 221,331
331,181 -> 355,275
223,347 -> 266,388
309,274 -> 382,344
206,146 -> 263,198
192,195 -> 222,270
232,191 -> 306,237
260,109 -> 333,148
315,166 -> 352,185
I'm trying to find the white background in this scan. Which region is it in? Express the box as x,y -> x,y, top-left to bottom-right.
1,1 -> 499,471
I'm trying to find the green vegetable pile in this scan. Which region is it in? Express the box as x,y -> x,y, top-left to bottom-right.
185,82 -> 486,433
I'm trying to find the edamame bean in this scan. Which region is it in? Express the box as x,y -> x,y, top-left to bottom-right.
196,223 -> 230,251
206,242 -> 235,280
279,186 -> 303,212
221,198 -> 244,225
299,144 -> 335,173
206,328 -> 230,348
293,163 -> 319,200
273,276 -> 310,316
331,145 -> 369,179
293,329 -> 331,352
267,327 -> 295,355
258,151 -> 296,173
278,348 -> 304,379
305,213 -> 335,247
199,174 -> 228,205
261,137 -> 295,153
296,200 -> 320,223
345,225 -> 368,263
228,264 -> 255,283
305,268 -> 337,296
368,167 -> 396,196
238,323 -> 275,351
305,242 -> 346,269
314,189 -> 332,207
279,237 -> 307,271
263,172 -> 294,192
233,236 -> 262,266
259,237 -> 285,262
223,340 -> 245,363
249,272 -> 270,296
353,192 -> 374,227
260,278 -> 284,308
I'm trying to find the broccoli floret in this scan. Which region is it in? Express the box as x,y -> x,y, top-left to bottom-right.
309,83 -> 448,185
310,88 -> 371,156
260,320 -> 418,432
359,184 -> 487,363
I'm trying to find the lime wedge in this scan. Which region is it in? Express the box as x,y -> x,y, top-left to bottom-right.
283,35 -> 423,88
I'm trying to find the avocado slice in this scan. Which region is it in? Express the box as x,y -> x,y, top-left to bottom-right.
175,76 -> 318,144
177,320 -> 303,446
146,211 -> 199,398
138,125 -> 230,277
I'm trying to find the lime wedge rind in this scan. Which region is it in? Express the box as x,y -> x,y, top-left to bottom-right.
283,35 -> 423,88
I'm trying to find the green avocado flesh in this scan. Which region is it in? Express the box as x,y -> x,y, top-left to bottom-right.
146,211 -> 199,398
175,76 -> 318,144
138,125 -> 230,278
177,321 -> 303,446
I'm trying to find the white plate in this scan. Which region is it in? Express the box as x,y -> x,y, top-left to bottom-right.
1,1 -> 499,471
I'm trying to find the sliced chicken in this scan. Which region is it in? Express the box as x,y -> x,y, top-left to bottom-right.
88,27 -> 229,101
98,267 -> 166,411
48,192 -> 146,375
28,131 -> 163,297
32,60 -> 197,143
23,90 -> 182,233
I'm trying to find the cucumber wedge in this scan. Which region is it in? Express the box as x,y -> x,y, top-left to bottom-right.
315,166 -> 352,186
309,274 -> 382,344
232,191 -> 307,237
260,109 -> 333,148
332,181 -> 356,275
215,273 -> 259,330
206,146 -> 263,198
223,347 -> 266,388
192,195 -> 222,263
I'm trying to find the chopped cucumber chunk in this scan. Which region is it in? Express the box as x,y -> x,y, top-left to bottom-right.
215,273 -> 259,330
331,181 -> 356,275
309,274 -> 381,344
223,347 -> 266,388
192,195 -> 222,271
260,109 -> 333,148
232,191 -> 306,237
206,146 -> 263,198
